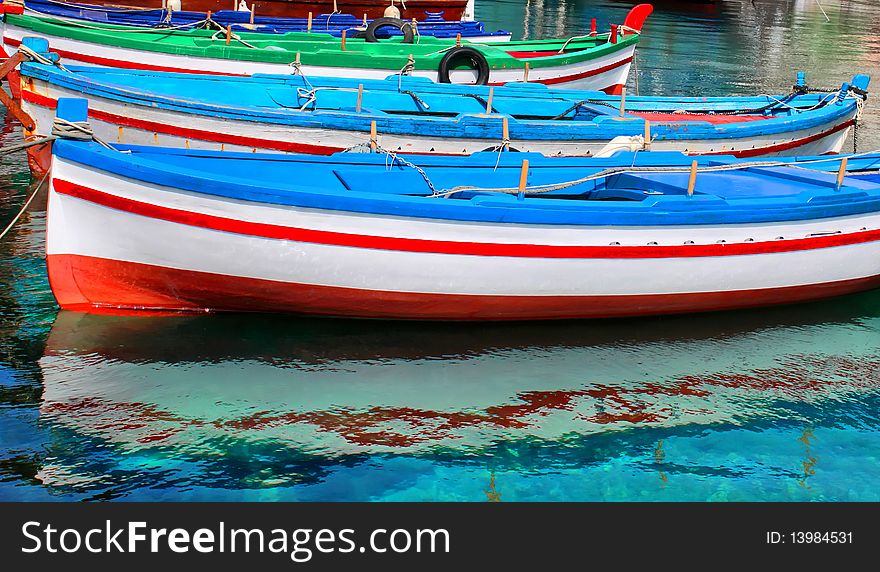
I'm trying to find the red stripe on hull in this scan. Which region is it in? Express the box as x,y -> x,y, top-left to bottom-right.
22,88 -> 849,159
22,90 -> 343,155
53,178 -> 880,259
6,35 -> 626,88
4,36 -> 248,77
704,119 -> 854,158
488,56 -> 632,87
47,254 -> 880,319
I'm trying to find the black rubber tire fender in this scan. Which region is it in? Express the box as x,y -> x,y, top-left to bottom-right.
438,46 -> 490,86
364,17 -> 415,43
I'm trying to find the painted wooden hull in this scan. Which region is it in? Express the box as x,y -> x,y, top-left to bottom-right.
0,8 -> 648,91
21,0 -> 512,41
50,0 -> 471,21
17,64 -> 864,175
1,28 -> 633,91
46,140 -> 880,320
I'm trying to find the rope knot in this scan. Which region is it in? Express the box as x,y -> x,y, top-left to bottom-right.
51,117 -> 94,141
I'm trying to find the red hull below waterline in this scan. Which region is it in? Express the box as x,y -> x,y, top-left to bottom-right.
63,0 -> 470,21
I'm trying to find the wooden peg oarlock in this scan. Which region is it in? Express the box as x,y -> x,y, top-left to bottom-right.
225,25 -> 231,45
687,160 -> 698,197
836,157 -> 848,190
518,159 -> 530,198
644,119 -> 652,150
523,62 -> 530,82
502,116 -> 510,151
341,30 -> 347,50
307,12 -> 313,32
356,84 -> 364,113
485,87 -> 494,114
370,120 -> 378,152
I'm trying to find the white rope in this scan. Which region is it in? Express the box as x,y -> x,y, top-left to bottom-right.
51,117 -> 129,153
430,155 -> 880,198
15,42 -> 70,72
0,168 -> 51,243
210,29 -> 258,49
814,0 -> 831,23
294,86 -> 358,111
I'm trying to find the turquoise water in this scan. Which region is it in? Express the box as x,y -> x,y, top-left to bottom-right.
2,0 -> 880,501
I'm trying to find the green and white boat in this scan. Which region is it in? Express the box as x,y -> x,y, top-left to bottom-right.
0,3 -> 652,91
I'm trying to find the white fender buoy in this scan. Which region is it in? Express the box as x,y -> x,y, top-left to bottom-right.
384,1 -> 401,19
594,135 -> 647,157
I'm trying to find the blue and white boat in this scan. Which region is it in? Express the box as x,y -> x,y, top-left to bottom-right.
45,98 -> 880,320
15,40 -> 870,174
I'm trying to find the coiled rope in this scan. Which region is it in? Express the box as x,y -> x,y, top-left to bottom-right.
15,41 -> 70,72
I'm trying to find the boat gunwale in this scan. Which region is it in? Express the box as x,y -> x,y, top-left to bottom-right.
51,140 -> 880,227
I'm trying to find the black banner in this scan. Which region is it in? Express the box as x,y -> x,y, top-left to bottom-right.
0,502 -> 876,568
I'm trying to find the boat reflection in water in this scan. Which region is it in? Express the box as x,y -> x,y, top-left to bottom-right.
36,294 -> 880,499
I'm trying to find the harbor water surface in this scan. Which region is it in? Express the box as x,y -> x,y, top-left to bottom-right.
2,0 -> 880,501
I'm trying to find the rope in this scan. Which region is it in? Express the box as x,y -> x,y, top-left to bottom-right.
210,29 -> 258,49
15,42 -> 70,72
289,59 -> 315,91
341,141 -> 438,194
294,86 -> 358,111
395,55 -> 429,110
0,135 -> 57,156
381,147 -> 437,195
396,54 -> 415,91
557,34 -> 592,53
51,117 -> 127,152
429,155 -> 880,198
0,168 -> 51,243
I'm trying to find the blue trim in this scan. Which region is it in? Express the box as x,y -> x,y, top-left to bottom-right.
53,140 -> 880,227
21,63 -> 868,143
22,0 -> 511,40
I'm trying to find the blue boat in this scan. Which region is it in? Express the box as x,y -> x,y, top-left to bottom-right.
43,97 -> 880,320
18,0 -> 512,42
15,41 -> 870,174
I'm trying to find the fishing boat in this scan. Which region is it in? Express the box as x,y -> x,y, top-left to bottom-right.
18,0 -> 512,42
46,99 -> 880,320
0,4 -> 651,89
36,0 -> 473,21
13,43 -> 869,174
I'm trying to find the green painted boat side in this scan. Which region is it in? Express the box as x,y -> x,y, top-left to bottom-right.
3,13 -> 641,70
